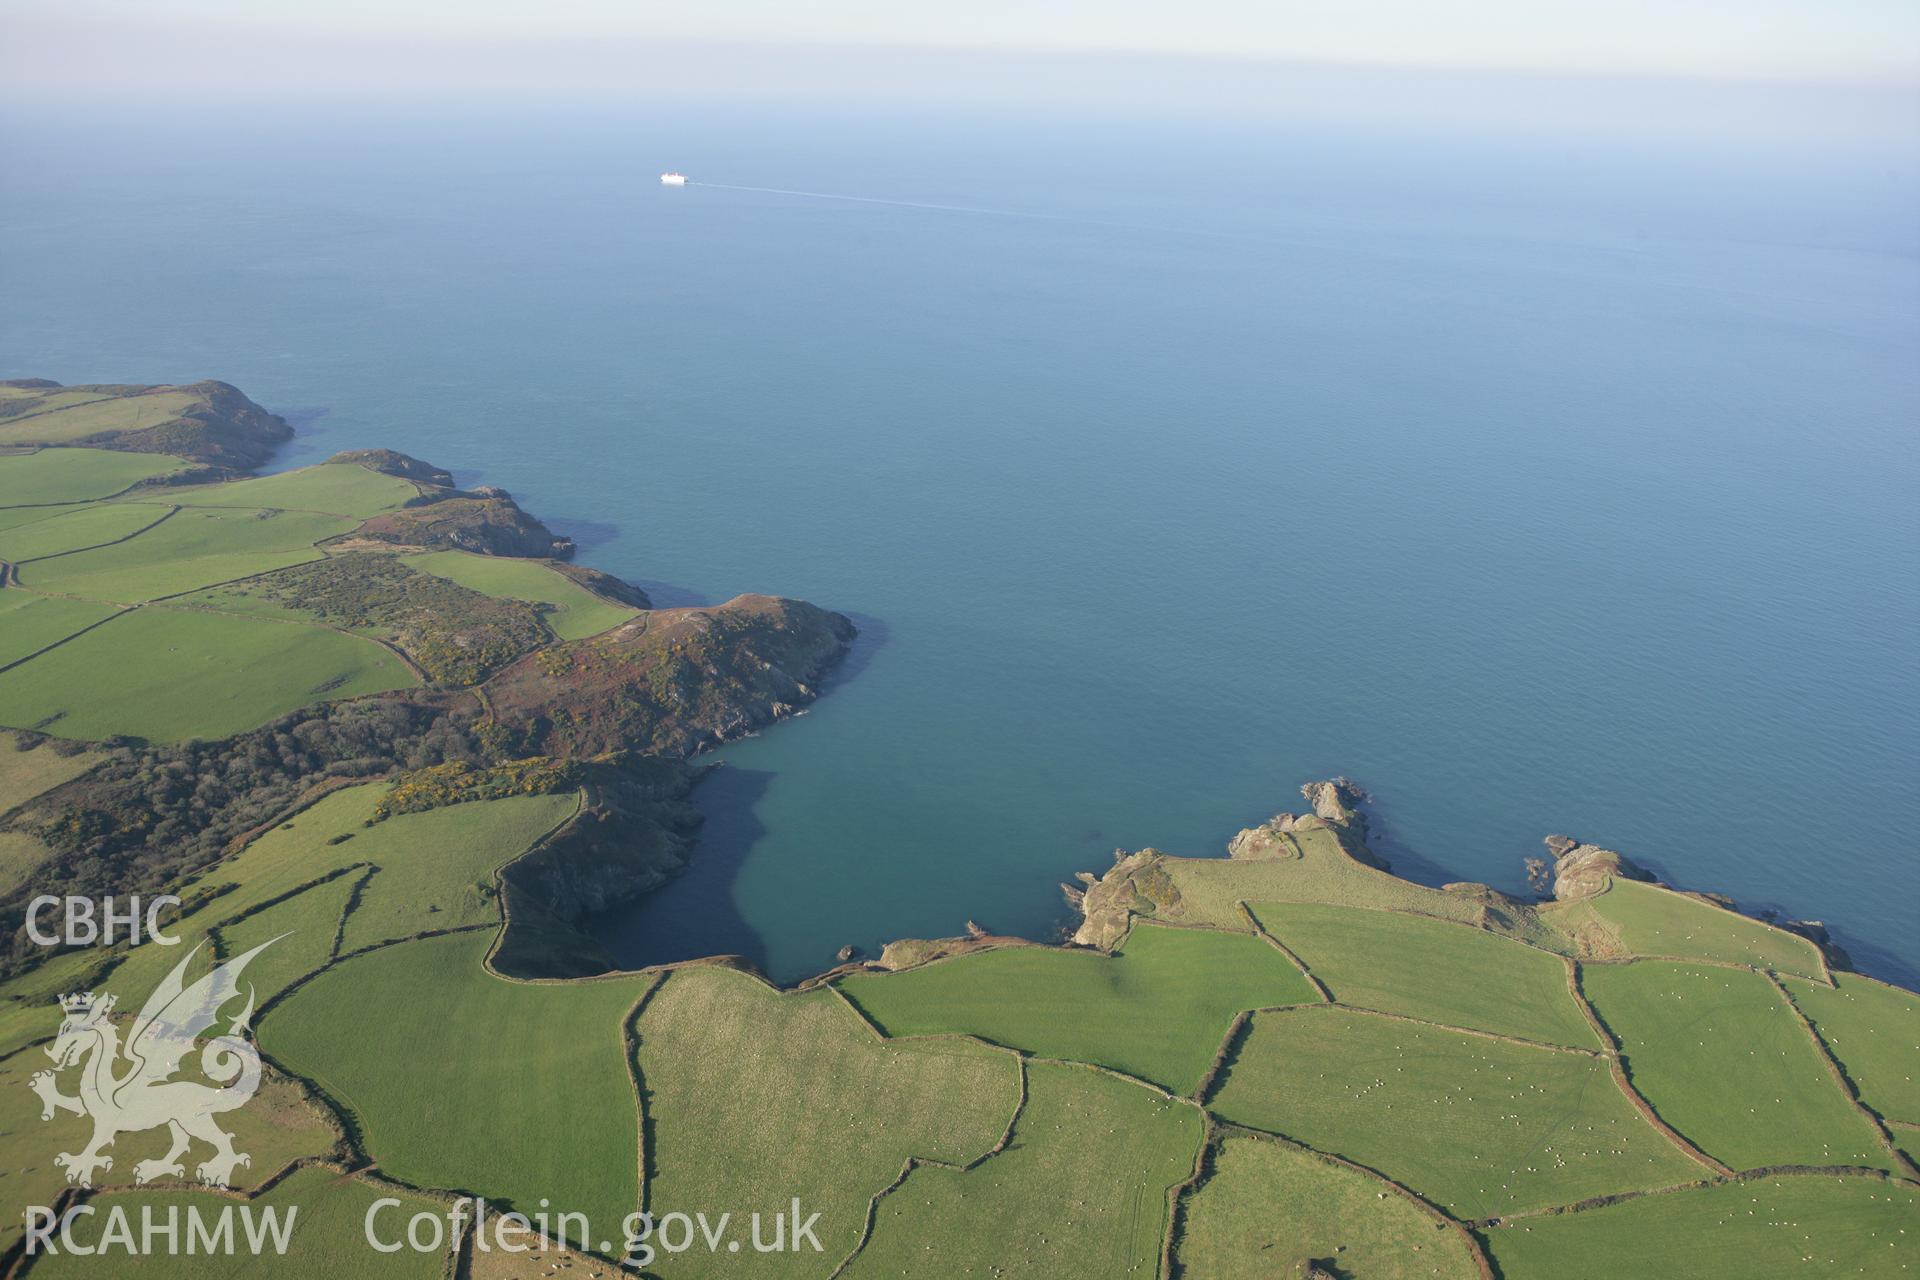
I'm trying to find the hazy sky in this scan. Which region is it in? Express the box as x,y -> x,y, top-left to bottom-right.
9,0 -> 1918,81
3,0 -> 1916,145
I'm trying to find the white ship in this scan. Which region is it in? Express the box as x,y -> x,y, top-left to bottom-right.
659,172 -> 687,186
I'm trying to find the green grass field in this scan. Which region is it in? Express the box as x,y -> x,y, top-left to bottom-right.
1556,881 -> 1824,978
1154,824 -> 1569,954
1176,1135 -> 1479,1279
0,593 -> 120,669
0,733 -> 102,894
0,946 -> 116,1007
0,1051 -> 340,1256
0,945 -> 107,1053
1160,825 -> 1485,927
1480,1174 -> 1920,1279
0,505 -> 85,534
157,463 -> 420,519
19,506 -> 358,603
0,606 -> 417,741
1581,962 -> 1894,1172
0,389 -> 201,445
1784,973 -> 1920,1127
635,964 -> 1021,1274
261,930 -> 650,1231
0,448 -> 184,505
1208,1007 -> 1702,1220
17,1166 -> 450,1280
0,502 -> 171,563
216,873 -> 366,1006
1252,901 -> 1599,1048
402,551 -> 639,640
0,387 -> 113,414
0,832 -> 51,897
0,732 -> 101,812
1896,1126 -> 1920,1171
0,993 -> 61,1057
842,1062 -> 1201,1280
103,786 -> 578,1001
838,924 -> 1319,1093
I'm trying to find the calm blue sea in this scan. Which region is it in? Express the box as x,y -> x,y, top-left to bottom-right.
3,98 -> 1915,985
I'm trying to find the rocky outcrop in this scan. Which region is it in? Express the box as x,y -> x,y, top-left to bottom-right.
1771,917 -> 1852,970
1217,779 -> 1378,866
327,448 -> 454,487
482,594 -> 856,758
356,492 -> 574,558
873,931 -> 1033,971
1302,776 -> 1367,824
1066,848 -> 1183,949
1067,779 -> 1386,949
1291,778 -> 1388,869
1544,835 -> 1853,969
551,562 -> 651,609
1225,815 -> 1302,860
1546,836 -> 1653,901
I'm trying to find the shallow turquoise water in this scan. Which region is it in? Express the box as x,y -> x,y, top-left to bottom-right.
3,100 -> 1915,984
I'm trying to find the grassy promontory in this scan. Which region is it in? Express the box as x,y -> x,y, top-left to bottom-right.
0,378 -> 854,981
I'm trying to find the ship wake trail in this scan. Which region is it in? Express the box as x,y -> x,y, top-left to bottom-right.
685,182 -> 1070,223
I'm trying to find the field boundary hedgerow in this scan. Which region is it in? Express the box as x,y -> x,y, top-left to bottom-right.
0,1157 -> 468,1280
1201,1121 -> 1497,1280
615,975 -> 666,1228
1158,1111 -> 1218,1280
824,970 -> 1223,1277
1562,955 -> 1614,1048
1767,970 -> 1920,1180
0,630 -> 1904,1280
0,443 -> 185,507
1473,1161 -> 1917,1231
1160,1115 -> 1223,1280
0,602 -> 134,677
1274,996 -> 1608,1058
821,1056 -> 1032,1279
1233,901 -> 1332,1000
1566,960 -> 1736,1177
4,504 -> 180,566
623,973 -> 671,1217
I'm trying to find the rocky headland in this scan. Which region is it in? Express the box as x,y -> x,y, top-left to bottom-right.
1041,778 -> 1855,979
0,377 -> 294,468
0,379 -> 855,977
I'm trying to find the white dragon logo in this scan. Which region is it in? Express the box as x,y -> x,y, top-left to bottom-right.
28,938 -> 277,1189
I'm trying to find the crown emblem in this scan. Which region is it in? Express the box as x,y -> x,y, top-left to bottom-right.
59,992 -> 94,1015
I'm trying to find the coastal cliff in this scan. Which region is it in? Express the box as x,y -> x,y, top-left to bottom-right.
483,594 -> 857,757
1050,778 -> 1855,979
358,490 -> 574,558
0,378 -> 855,977
0,378 -> 293,468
